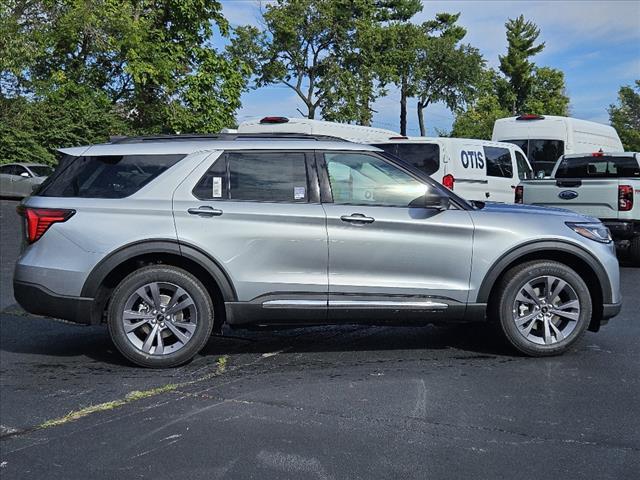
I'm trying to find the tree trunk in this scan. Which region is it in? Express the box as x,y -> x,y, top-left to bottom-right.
307,102 -> 315,119
417,100 -> 426,136
400,75 -> 407,136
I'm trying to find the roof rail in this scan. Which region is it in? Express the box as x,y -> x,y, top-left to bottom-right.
109,132 -> 348,144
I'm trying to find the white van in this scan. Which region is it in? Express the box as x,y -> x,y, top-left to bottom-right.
237,117 -> 533,202
237,116 -> 398,143
371,137 -> 532,203
492,114 -> 623,177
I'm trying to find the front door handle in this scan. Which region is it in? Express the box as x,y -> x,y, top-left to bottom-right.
340,213 -> 375,224
188,206 -> 223,217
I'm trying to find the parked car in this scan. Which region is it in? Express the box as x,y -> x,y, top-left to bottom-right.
0,163 -> 53,198
492,114 -> 624,177
518,151 -> 640,264
238,117 -> 533,203
14,134 -> 621,367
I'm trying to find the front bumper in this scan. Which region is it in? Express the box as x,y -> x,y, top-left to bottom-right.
13,280 -> 95,325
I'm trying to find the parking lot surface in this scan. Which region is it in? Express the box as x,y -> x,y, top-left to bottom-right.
0,199 -> 638,479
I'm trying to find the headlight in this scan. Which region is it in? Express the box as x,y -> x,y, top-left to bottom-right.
566,222 -> 612,244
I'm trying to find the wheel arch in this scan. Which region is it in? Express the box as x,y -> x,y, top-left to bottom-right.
81,239 -> 236,327
478,241 -> 611,332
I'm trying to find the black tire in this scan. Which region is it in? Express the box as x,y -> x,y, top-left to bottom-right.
108,265 -> 214,368
630,236 -> 640,266
494,260 -> 592,357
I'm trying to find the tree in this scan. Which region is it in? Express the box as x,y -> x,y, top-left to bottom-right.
1,0 -> 249,165
498,15 -> 545,114
413,13 -> 484,135
524,67 -> 569,116
609,80 -> 640,151
450,70 -> 509,139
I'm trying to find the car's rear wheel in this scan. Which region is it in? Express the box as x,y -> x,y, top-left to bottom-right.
108,265 -> 214,368
495,261 -> 592,356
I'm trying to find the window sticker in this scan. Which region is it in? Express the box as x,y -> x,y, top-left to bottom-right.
212,177 -> 223,198
294,186 -> 306,200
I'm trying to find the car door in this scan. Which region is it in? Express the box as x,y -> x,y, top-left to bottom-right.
318,151 -> 475,321
0,165 -> 16,197
12,165 -> 35,197
484,146 -> 516,203
450,142 -> 490,202
173,150 -> 328,324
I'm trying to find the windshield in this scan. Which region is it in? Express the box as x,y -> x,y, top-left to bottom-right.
28,165 -> 54,177
502,139 -> 564,176
555,156 -> 640,178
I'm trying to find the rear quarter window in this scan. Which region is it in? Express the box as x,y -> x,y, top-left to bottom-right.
484,146 -> 514,178
555,156 -> 640,178
37,154 -> 185,198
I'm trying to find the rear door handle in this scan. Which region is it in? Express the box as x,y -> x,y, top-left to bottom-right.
188,206 -> 223,217
340,213 -> 375,224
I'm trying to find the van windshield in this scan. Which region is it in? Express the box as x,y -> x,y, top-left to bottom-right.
555,156 -> 640,178
371,143 -> 440,176
503,139 -> 564,177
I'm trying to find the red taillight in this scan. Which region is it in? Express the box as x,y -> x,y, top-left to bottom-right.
260,116 -> 289,124
516,114 -> 545,121
619,185 -> 633,211
16,206 -> 75,243
592,149 -> 604,157
442,174 -> 455,190
515,185 -> 524,204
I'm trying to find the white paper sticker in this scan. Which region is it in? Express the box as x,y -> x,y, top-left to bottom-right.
294,186 -> 306,200
212,177 -> 222,198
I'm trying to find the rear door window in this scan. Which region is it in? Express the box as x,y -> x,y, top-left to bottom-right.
37,154 -> 185,198
484,147 -> 513,178
555,156 -> 640,178
193,151 -> 309,203
372,143 -> 440,176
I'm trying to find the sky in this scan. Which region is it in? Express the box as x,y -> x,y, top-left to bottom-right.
218,0 -> 640,136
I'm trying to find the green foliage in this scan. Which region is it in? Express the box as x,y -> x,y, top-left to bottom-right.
414,13 -> 484,135
499,15 -> 545,114
609,80 -> 640,151
1,0 -> 249,164
450,70 -> 509,139
452,16 -> 570,139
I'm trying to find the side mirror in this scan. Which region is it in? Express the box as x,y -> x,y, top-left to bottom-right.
535,170 -> 545,179
20,172 -> 30,178
422,189 -> 450,211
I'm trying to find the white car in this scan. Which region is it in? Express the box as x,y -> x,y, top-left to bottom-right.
238,117 -> 533,203
0,163 -> 53,198
492,114 -> 624,178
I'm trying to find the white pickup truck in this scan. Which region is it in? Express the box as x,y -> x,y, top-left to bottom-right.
518,152 -> 640,264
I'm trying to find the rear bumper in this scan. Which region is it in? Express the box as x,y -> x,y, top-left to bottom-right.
602,220 -> 638,240
13,280 -> 94,325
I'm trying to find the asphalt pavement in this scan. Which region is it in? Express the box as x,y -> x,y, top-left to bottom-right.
0,199 -> 638,479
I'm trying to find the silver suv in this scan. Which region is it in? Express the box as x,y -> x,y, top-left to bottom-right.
13,135 -> 621,367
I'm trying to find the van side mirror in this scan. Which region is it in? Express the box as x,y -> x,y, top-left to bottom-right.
535,170 -> 545,179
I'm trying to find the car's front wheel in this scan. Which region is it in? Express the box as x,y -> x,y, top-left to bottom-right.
107,265 -> 214,368
495,260 -> 592,356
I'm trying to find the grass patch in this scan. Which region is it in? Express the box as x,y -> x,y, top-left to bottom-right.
38,355 -> 229,430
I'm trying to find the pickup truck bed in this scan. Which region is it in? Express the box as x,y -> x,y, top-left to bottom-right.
519,152 -> 640,264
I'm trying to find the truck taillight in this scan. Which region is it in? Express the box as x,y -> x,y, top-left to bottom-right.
442,174 -> 454,190
16,206 -> 75,243
618,185 -> 633,212
515,185 -> 524,204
